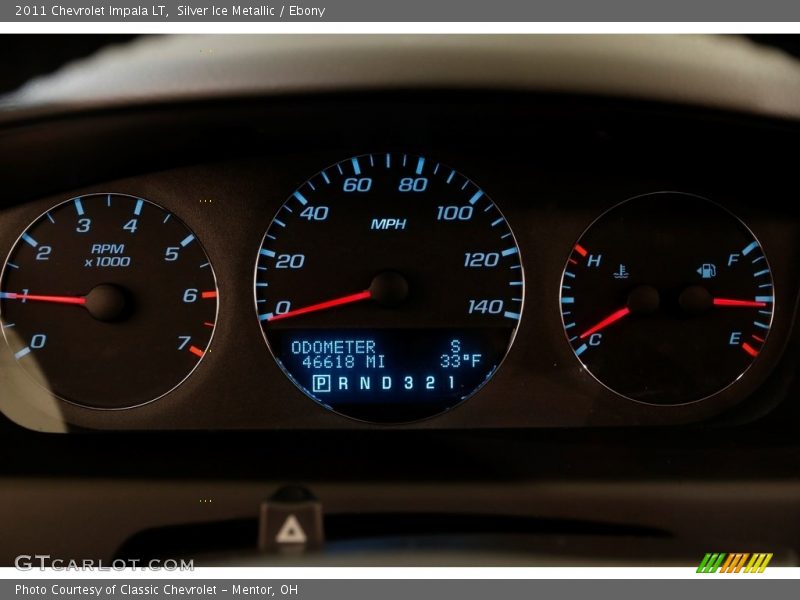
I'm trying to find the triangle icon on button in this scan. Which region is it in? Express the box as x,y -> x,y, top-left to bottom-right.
275,514 -> 307,544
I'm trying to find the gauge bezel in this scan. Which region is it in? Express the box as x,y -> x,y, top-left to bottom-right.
252,152 -> 526,424
0,192 -> 220,411
558,190 -> 776,407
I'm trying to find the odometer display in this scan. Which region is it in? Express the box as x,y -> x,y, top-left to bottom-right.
256,153 -> 523,423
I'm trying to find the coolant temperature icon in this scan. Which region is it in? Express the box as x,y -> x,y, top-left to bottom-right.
613,264 -> 630,280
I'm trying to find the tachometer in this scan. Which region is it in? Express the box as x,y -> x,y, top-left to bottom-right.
255,153 -> 523,423
561,192 -> 774,405
0,193 -> 218,409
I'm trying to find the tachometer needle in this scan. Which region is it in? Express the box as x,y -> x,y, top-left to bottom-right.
267,290 -> 372,322
713,298 -> 767,308
579,307 -> 630,339
0,292 -> 86,306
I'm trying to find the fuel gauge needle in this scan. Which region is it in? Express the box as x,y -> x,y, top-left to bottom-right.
713,298 -> 767,308
0,292 -> 86,306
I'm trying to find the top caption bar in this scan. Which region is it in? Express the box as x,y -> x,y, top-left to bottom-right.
6,0 -> 800,21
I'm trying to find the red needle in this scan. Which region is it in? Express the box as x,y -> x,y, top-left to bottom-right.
1,292 -> 86,306
579,307 -> 631,339
713,298 -> 767,308
267,290 -> 372,322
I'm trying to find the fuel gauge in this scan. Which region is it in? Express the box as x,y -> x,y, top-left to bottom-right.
561,192 -> 774,405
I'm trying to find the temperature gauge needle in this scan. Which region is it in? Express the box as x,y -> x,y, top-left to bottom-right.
0,292 -> 86,305
267,290 -> 372,322
579,307 -> 630,339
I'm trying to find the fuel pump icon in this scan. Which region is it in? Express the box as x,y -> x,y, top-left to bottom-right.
697,264 -> 717,279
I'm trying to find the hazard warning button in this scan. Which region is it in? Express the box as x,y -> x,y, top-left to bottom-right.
275,514 -> 307,544
258,486 -> 324,552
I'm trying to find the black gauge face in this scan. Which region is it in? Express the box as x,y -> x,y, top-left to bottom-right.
255,153 -> 524,423
561,192 -> 774,405
0,194 -> 218,409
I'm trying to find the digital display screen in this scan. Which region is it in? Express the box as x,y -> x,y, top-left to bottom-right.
270,328 -> 512,421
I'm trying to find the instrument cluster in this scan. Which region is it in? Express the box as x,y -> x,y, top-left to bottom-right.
0,97 -> 797,431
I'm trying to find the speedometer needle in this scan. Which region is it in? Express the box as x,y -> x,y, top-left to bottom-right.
267,290 -> 372,322
579,307 -> 630,339
0,292 -> 86,306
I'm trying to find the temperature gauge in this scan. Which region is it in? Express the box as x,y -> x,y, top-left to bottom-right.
561,192 -> 774,405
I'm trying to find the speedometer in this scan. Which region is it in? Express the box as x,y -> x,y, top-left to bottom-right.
255,153 -> 523,423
